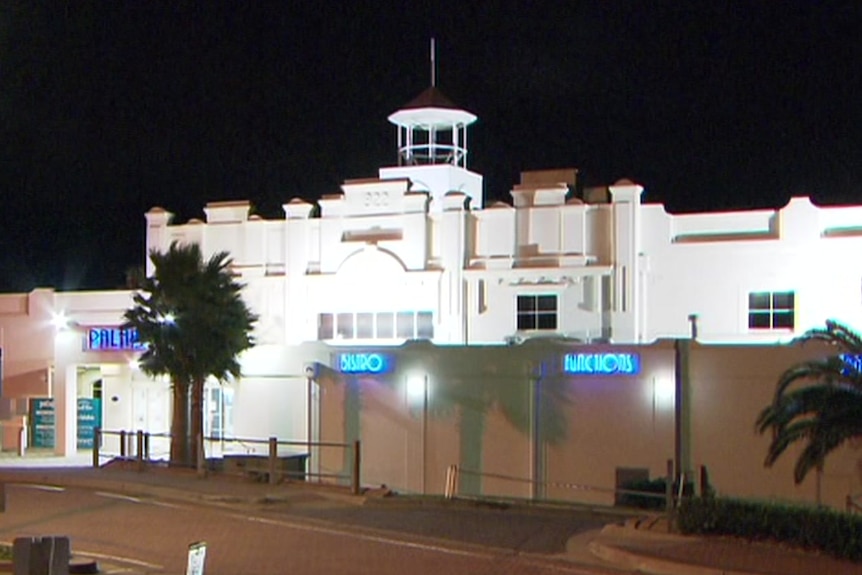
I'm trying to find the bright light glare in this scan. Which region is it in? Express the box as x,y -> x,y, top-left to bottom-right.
654,378 -> 675,408
51,311 -> 70,331
406,374 -> 426,403
159,312 -> 176,324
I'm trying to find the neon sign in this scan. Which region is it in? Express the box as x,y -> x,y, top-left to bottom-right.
840,353 -> 862,376
563,353 -> 640,375
339,353 -> 390,374
86,327 -> 145,352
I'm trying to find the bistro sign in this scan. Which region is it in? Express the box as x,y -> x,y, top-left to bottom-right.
338,352 -> 390,374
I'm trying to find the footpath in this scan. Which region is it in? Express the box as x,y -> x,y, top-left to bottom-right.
0,457 -> 860,575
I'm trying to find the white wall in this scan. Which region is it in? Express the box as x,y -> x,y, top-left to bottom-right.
231,377 -> 308,454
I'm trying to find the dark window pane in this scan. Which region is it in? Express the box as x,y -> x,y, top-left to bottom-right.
336,313 -> 354,339
773,292 -> 795,310
749,293 -> 770,310
318,313 -> 334,340
773,311 -> 794,329
537,312 -> 557,330
397,311 -> 415,338
517,314 -> 536,330
417,312 -> 434,339
356,313 -> 374,339
749,312 -> 770,329
538,295 -> 557,311
376,312 -> 394,338
517,295 -> 535,312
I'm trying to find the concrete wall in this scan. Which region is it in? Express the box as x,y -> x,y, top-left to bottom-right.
687,342 -> 862,509
316,340 -> 862,510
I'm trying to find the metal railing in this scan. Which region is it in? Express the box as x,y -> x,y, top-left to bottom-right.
93,428 -> 362,495
444,465 -> 670,505
444,459 -> 692,531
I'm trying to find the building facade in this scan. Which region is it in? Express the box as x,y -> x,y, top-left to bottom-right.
2,85 -> 862,509
145,87 -> 862,348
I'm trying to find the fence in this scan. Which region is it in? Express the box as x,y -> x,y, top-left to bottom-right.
444,459 -> 706,526
93,428 -> 362,495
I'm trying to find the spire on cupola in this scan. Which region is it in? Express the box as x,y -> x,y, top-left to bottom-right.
379,39 -> 484,211
387,39 -> 478,169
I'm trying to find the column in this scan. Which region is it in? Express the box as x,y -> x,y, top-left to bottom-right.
53,364 -> 77,456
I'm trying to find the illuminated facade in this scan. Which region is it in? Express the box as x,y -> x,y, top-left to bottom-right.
146,87 -> 862,347
3,85 -> 862,509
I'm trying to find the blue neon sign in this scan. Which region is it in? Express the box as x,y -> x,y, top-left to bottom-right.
339,353 -> 391,374
86,327 -> 145,352
563,352 -> 640,375
840,353 -> 862,376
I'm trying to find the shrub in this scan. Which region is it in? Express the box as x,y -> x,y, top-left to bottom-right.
678,497 -> 862,562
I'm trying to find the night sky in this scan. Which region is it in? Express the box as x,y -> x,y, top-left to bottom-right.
1,2 -> 860,292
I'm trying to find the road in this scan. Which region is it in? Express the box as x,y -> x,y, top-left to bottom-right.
0,483 -> 622,574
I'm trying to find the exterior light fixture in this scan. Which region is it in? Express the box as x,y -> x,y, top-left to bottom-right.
653,377 -> 675,409
51,311 -> 70,331
406,373 -> 427,404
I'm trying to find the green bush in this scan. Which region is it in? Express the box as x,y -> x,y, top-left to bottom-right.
678,497 -> 862,562
618,477 -> 693,510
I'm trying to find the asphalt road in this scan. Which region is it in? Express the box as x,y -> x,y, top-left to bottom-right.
286,500 -> 621,554
0,483 -> 622,574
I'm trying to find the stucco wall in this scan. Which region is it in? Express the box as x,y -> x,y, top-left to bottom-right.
316,340 -> 862,510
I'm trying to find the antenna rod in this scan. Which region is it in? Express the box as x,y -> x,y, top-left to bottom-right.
430,38 -> 436,87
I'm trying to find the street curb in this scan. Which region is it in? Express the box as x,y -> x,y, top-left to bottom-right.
588,525 -> 756,575
0,470 -> 368,509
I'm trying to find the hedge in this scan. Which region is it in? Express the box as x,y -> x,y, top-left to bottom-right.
678,496 -> 862,562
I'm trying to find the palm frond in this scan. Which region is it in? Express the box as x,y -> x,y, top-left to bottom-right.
759,373 -> 862,483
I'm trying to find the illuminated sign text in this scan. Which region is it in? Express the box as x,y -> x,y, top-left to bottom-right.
840,353 -> 862,376
339,353 -> 390,374
563,353 -> 640,375
86,327 -> 144,352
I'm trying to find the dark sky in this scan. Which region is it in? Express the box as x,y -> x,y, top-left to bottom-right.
1,2 -> 860,292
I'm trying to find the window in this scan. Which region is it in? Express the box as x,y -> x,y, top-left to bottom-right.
517,294 -> 558,331
748,291 -> 795,330
376,312 -> 394,338
417,312 -> 434,339
356,313 -> 374,339
318,313 -> 334,340
336,313 -> 354,339
316,311 -> 434,340
205,386 -> 234,439
396,311 -> 415,338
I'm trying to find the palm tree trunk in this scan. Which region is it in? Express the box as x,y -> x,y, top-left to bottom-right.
190,377 -> 205,472
170,381 -> 189,467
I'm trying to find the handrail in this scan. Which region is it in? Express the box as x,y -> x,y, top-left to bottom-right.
92,428 -> 362,494
453,466 -> 668,500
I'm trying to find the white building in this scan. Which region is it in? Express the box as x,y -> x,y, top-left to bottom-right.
147,85 -> 862,347
3,83 -> 862,489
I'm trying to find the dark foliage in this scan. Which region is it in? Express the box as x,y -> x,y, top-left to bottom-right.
678,497 -> 862,562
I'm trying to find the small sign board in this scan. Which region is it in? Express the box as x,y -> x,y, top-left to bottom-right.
77,398 -> 102,449
186,541 -> 206,575
29,398 -> 55,448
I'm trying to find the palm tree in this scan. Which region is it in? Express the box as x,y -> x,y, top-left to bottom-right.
756,320 -> 862,483
124,241 -> 257,467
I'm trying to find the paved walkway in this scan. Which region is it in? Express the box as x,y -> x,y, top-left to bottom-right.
589,523 -> 862,575
0,454 -> 861,574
